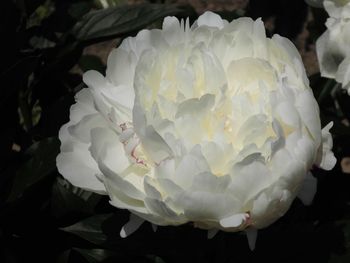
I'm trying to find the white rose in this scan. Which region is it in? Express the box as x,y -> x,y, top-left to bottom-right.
57,12 -> 336,249
316,0 -> 350,93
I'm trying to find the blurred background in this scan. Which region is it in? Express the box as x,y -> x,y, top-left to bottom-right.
1,0 -> 350,262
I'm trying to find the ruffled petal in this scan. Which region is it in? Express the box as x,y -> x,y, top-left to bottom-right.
297,172 -> 317,205
315,122 -> 337,170
316,31 -> 339,79
56,88 -> 107,194
197,11 -> 224,29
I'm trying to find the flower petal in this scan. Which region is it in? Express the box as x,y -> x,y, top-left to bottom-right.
297,172 -> 317,206
316,31 -> 339,79
197,11 -> 224,29
219,213 -> 248,228
315,122 -> 337,170
335,57 -> 350,89
207,229 -> 219,239
246,228 -> 258,251
295,90 -> 321,147
56,150 -> 106,194
90,127 -> 130,174
106,48 -> 137,87
120,214 -> 145,238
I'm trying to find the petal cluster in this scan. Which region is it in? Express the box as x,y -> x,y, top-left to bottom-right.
57,12 -> 336,238
316,0 -> 350,93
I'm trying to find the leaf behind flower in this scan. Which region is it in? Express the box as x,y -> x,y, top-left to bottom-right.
61,214 -> 113,245
6,137 -> 60,203
73,3 -> 193,42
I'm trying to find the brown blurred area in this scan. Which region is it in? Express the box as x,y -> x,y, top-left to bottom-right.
75,0 -> 321,77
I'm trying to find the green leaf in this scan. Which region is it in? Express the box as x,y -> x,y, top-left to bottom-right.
1,55 -> 39,107
6,137 -> 60,202
329,220 -> 350,263
61,214 -> 113,245
73,248 -> 115,263
40,41 -> 83,74
68,2 -> 94,19
329,253 -> 350,263
317,78 -> 338,105
18,89 -> 34,130
51,177 -> 102,218
73,3 -> 191,42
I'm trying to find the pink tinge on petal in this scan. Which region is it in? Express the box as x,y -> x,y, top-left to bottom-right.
119,122 -> 148,167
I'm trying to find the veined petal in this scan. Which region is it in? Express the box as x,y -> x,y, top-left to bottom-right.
90,127 -> 130,174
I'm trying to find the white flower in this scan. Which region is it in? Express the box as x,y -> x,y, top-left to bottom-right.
316,0 -> 350,93
57,11 -> 336,249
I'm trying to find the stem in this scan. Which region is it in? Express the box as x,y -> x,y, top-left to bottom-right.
317,79 -> 338,105
18,90 -> 33,131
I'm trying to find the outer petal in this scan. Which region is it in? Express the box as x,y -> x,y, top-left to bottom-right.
335,57 -> 350,89
324,1 -> 350,19
297,172 -> 317,205
295,90 -> 321,147
172,190 -> 241,220
162,16 -> 189,45
83,70 -> 133,126
106,48 -> 137,88
315,122 -> 337,170
90,127 -> 146,200
56,149 -> 106,194
229,159 -> 273,205
197,11 -> 224,29
250,187 -> 294,228
220,213 -> 249,228
316,30 -> 339,79
56,88 -> 107,194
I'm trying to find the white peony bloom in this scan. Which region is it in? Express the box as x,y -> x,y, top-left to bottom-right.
316,0 -> 350,93
57,12 -> 336,249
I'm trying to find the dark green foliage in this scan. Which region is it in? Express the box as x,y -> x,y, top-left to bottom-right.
61,214 -> 112,245
6,137 -> 60,203
72,4 -> 193,43
78,55 -> 105,74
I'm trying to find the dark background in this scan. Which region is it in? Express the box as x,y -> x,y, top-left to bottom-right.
1,0 -> 350,262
